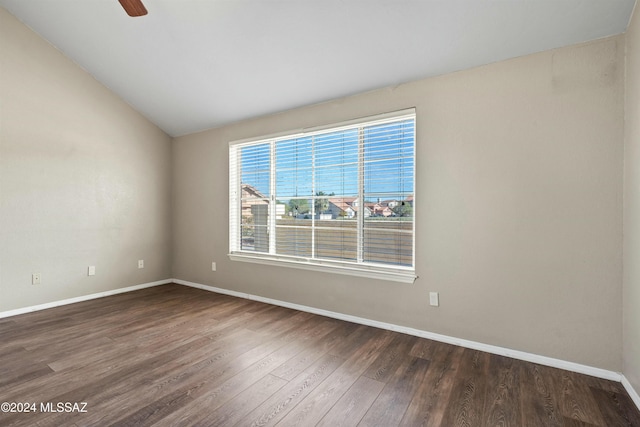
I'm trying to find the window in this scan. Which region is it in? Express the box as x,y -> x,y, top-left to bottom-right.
229,109 -> 416,283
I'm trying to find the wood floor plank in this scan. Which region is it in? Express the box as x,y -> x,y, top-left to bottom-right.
561,416 -> 600,426
519,362 -> 563,427
0,319 -> 17,335
155,339 -> 305,426
408,336 -> 438,360
276,328 -> 394,426
1,284 -> 639,427
316,376 -> 385,427
189,374 -> 288,427
19,331 -> 259,426
362,332 -> 417,383
399,342 -> 464,427
439,348 -> 491,427
481,354 -> 522,426
590,386 -> 640,427
359,356 -> 430,427
80,328 -> 284,426
159,318 -> 338,422
233,352 -> 345,426
269,319 -> 347,381
551,369 -> 606,425
0,365 -> 54,390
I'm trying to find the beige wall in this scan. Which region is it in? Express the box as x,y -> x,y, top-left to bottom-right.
624,4 -> 640,396
173,36 -> 624,370
0,8 -> 172,311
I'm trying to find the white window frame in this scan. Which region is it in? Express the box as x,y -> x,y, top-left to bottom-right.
229,109 -> 416,283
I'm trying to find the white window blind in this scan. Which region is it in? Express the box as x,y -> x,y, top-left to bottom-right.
229,109 -> 416,283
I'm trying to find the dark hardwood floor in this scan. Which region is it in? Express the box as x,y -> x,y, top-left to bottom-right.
0,284 -> 638,426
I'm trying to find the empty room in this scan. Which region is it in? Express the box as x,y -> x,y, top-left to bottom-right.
2,0 -> 640,425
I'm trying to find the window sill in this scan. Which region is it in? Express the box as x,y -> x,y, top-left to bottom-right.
228,252 -> 416,283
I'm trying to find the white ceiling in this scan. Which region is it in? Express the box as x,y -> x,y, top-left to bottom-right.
1,0 -> 636,137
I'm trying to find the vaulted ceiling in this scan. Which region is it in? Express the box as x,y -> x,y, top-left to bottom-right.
1,0 -> 635,136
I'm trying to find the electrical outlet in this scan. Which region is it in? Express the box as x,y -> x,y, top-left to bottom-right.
429,292 -> 439,307
212,262 -> 216,271
32,273 -> 41,285
138,260 -> 144,269
88,266 -> 96,276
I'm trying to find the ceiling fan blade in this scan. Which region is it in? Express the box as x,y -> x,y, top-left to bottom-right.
118,0 -> 148,17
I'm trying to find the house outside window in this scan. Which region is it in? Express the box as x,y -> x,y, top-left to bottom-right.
229,109 -> 416,283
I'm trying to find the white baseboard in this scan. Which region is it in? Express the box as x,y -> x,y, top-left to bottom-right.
0,279 -> 173,319
174,278 -> 622,383
622,375 -> 640,411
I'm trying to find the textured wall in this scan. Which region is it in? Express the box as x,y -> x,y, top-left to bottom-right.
624,4 -> 640,398
173,36 -> 624,371
0,8 -> 172,311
